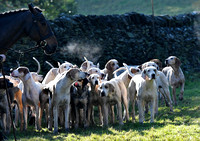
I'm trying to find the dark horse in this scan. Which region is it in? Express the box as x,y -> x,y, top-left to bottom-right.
0,4 -> 58,55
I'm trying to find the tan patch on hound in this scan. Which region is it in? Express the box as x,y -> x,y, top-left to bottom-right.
18,67 -> 30,75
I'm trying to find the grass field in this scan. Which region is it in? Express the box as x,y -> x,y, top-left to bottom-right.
76,0 -> 200,16
6,73 -> 200,140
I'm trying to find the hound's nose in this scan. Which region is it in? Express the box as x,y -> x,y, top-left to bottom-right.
85,72 -> 89,77
152,74 -> 155,79
101,91 -> 106,97
95,80 -> 98,85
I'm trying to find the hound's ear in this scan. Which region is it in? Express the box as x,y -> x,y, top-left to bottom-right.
138,65 -> 142,71
88,69 -> 92,75
25,73 -> 31,81
57,68 -> 61,74
28,3 -> 37,15
108,83 -> 115,93
81,62 -> 87,71
66,69 -> 75,79
105,61 -> 112,71
82,78 -> 89,88
141,70 -> 147,80
175,57 -> 181,67
141,63 -> 147,70
88,75 -> 91,81
130,68 -> 139,74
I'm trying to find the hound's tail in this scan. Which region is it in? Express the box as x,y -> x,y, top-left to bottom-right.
33,57 -> 41,74
45,61 -> 54,68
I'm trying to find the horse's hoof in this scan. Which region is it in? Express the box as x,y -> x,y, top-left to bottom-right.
48,128 -> 52,131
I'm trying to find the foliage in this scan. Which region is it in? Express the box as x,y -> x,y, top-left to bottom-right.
6,75 -> 200,140
0,0 -> 77,19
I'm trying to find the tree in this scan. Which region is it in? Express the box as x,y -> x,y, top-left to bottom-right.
0,0 -> 77,19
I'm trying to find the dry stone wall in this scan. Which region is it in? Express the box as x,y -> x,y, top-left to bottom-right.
5,12 -> 200,74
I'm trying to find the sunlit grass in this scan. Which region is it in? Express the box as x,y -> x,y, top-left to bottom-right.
7,74 -> 200,140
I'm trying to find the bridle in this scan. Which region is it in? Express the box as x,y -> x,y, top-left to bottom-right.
29,12 -> 54,49
9,11 -> 55,64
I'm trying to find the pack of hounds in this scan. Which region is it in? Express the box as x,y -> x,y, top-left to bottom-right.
0,56 -> 185,134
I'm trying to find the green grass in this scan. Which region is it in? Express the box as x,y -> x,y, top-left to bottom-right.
6,73 -> 200,140
76,0 -> 200,16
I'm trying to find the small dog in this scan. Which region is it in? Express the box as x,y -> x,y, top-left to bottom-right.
150,59 -> 163,71
48,68 -> 87,134
39,88 -> 52,128
11,67 -> 44,130
80,60 -> 96,72
70,78 -> 89,128
98,77 -> 129,126
87,74 -> 103,126
162,56 -> 185,105
142,61 -> 173,112
128,66 -> 157,123
0,77 -> 13,134
103,59 -> 119,81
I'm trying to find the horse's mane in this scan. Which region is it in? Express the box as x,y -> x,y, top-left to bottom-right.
0,7 -> 42,18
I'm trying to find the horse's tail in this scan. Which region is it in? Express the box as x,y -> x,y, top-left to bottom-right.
45,61 -> 54,68
33,57 -> 41,74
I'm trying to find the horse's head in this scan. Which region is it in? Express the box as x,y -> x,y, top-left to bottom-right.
27,4 -> 58,55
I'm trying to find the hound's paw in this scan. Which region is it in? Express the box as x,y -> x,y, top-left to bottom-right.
65,128 -> 70,133
75,124 -> 79,129
119,122 -> 124,126
84,123 -> 89,128
150,120 -> 154,123
139,121 -> 144,124
179,96 -> 183,101
53,129 -> 58,134
165,102 -> 170,107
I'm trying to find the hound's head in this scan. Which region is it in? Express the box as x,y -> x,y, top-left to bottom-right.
80,60 -> 96,72
98,81 -> 115,97
165,56 -> 181,67
66,68 -> 88,81
150,59 -> 162,71
141,66 -> 157,80
142,61 -> 159,71
11,67 -> 31,81
105,59 -> 119,72
73,78 -> 89,90
87,67 -> 102,76
58,61 -> 74,73
31,72 -> 43,82
88,74 -> 101,86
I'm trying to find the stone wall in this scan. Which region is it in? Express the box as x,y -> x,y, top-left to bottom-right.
5,12 -> 200,74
